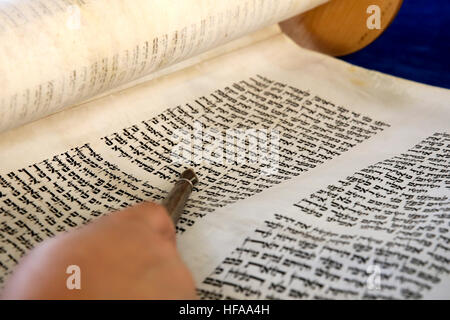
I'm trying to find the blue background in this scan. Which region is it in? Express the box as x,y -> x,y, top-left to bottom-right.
340,1 -> 450,89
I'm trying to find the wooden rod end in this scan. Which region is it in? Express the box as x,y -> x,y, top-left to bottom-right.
280,0 -> 403,56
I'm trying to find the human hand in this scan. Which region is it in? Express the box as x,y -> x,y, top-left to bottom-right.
2,202 -> 197,300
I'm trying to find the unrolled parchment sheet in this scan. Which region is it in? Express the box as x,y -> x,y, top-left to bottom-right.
0,33 -> 449,297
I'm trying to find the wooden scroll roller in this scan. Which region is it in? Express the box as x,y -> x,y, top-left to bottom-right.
280,0 -> 403,56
